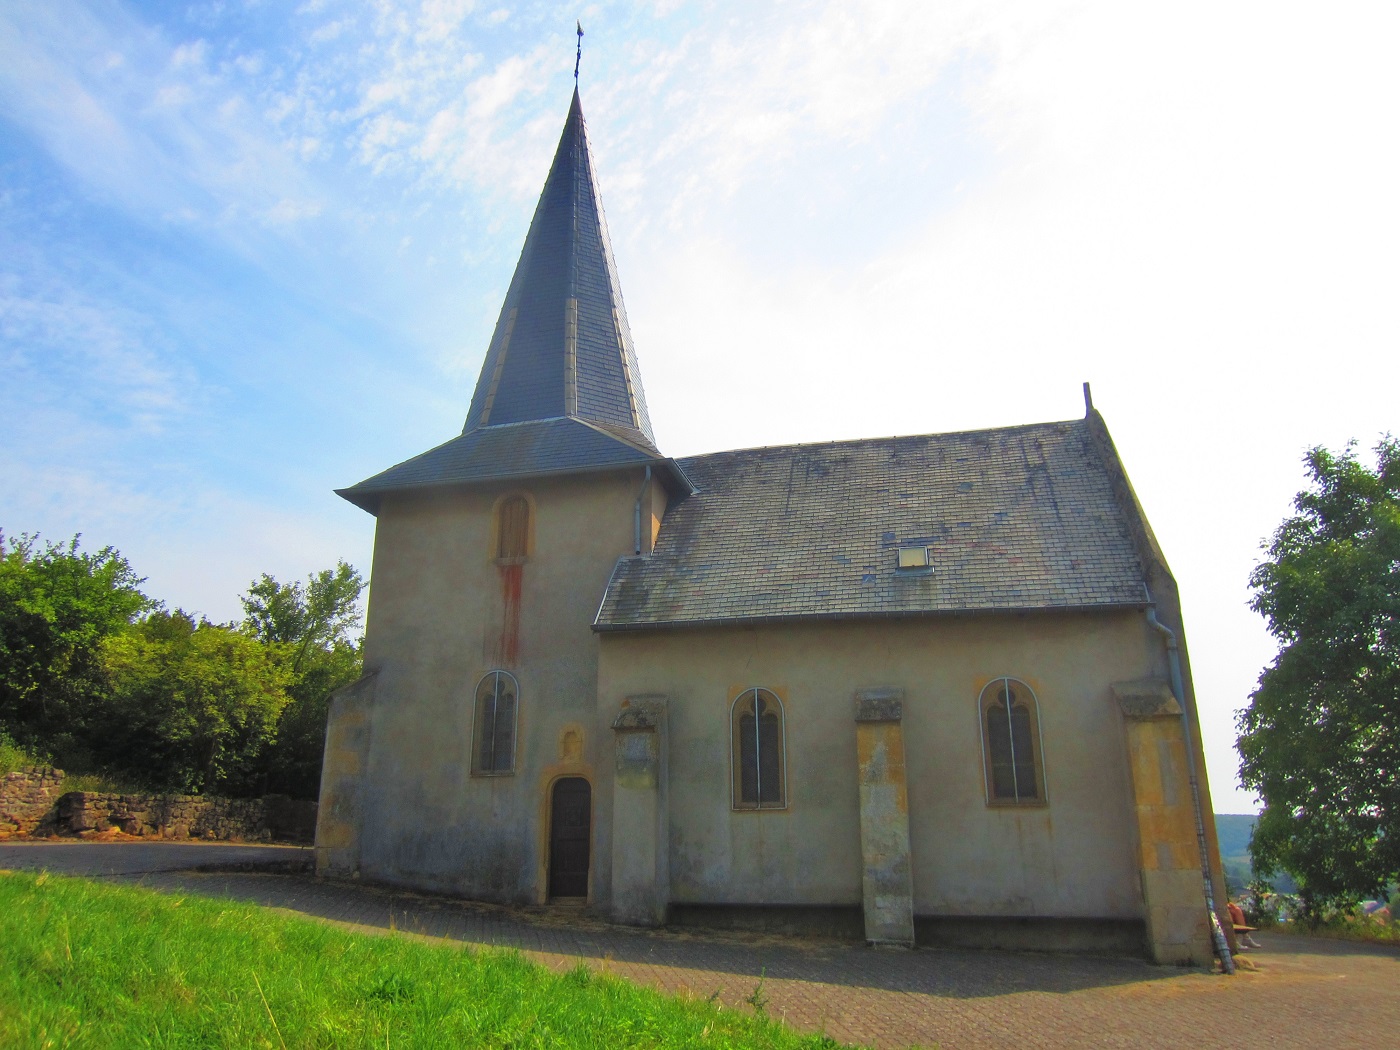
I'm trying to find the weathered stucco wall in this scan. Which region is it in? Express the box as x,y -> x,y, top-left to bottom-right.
333,467 -> 650,904
597,610 -> 1161,921
320,461 -> 1223,957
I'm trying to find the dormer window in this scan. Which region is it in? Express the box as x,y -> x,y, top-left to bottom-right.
896,546 -> 933,571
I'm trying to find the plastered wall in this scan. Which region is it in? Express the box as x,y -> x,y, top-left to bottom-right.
333,467 -> 651,904
597,610 -> 1163,920
320,465 -> 1221,948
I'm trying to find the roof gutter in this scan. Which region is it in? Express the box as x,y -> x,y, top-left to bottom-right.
1144,587 -> 1235,975
593,600 -> 1149,633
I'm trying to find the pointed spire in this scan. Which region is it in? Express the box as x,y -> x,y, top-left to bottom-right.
464,89 -> 657,447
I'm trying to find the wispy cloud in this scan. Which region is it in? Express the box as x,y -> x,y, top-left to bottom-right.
0,5 -> 326,234
0,262 -> 191,436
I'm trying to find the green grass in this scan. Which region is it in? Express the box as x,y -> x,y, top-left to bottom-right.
0,732 -> 154,794
0,871 -> 853,1049
50,771 -> 148,795
0,732 -> 38,775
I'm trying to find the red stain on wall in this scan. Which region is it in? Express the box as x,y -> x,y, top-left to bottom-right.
497,562 -> 523,667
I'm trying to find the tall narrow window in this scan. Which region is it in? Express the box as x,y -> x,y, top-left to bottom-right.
731,688 -> 786,809
497,495 -> 529,559
472,671 -> 518,775
979,677 -> 1045,804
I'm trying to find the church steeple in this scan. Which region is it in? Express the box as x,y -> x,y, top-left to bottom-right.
335,89 -> 691,516
464,89 -> 655,446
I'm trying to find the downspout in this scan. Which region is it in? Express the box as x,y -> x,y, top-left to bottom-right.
633,465 -> 652,555
1144,588 -> 1235,975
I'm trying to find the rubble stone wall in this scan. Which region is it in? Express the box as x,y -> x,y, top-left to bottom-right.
0,767 -> 67,835
0,768 -> 316,843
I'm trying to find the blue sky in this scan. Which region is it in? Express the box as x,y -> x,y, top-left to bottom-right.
3,1 -> 1398,811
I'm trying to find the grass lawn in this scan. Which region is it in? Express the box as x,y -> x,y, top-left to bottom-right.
0,871 -> 854,1049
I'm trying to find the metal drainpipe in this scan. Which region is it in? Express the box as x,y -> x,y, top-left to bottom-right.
1144,590 -> 1235,975
633,465 -> 652,555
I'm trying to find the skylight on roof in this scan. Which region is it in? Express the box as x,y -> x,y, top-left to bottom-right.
896,546 -> 934,571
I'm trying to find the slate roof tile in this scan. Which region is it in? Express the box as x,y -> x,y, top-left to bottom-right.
461,89 -> 654,443
594,418 -> 1145,629
336,417 -> 668,513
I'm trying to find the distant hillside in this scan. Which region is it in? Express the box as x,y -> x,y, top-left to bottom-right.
1215,812 -> 1296,894
1216,813 -> 1256,860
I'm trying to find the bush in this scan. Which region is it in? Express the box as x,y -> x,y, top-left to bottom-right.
0,731 -> 45,775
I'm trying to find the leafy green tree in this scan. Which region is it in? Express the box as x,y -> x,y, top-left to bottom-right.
241,561 -> 365,797
102,611 -> 291,793
1238,438 -> 1400,920
241,561 -> 363,671
0,532 -> 155,758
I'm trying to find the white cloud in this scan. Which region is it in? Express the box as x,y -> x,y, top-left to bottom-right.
0,5 -> 331,233
417,0 -> 476,42
169,39 -> 208,70
310,18 -> 354,44
0,271 -> 190,435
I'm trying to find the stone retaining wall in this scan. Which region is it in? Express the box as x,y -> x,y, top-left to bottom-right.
0,768 -> 315,843
0,767 -> 67,835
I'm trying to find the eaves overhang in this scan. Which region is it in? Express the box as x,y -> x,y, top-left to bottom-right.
592,599 -> 1151,634
337,456 -> 694,516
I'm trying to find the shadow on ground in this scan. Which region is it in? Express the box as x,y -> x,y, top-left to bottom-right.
1,841 -> 1189,999
149,867 -> 1184,1000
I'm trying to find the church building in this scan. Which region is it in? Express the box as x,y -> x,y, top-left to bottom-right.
316,88 -> 1230,965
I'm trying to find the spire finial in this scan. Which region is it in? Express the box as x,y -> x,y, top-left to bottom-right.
574,21 -> 583,82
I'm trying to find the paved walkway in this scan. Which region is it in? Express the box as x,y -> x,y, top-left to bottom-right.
3,842 -> 1398,1049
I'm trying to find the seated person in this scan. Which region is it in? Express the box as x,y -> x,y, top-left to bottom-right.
1227,901 -> 1262,949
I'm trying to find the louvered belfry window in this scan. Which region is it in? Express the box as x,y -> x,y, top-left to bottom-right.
497,495 -> 529,559
731,688 -> 786,809
980,678 -> 1045,804
472,671 -> 518,775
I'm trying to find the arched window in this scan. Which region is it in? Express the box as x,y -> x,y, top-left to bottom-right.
472,671 -> 518,775
979,677 -> 1045,804
497,495 -> 530,559
731,688 -> 786,809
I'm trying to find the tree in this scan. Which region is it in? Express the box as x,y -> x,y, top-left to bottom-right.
241,561 -> 365,797
1238,437 -> 1400,919
0,532 -> 155,758
102,611 -> 291,794
241,561 -> 363,671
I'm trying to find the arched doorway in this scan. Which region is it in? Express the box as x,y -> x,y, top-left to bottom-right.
548,777 -> 591,899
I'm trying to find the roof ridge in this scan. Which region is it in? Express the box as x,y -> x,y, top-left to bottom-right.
675,417 -> 1086,463
574,417 -> 660,456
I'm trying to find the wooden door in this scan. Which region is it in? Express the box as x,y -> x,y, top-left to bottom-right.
548,777 -> 591,899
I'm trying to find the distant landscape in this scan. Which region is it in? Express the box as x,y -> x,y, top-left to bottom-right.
1216,812 -> 1297,894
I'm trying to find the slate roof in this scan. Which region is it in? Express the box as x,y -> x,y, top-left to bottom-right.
463,88 -> 655,445
594,418 -> 1148,630
337,417 -> 685,514
339,90 -> 675,515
